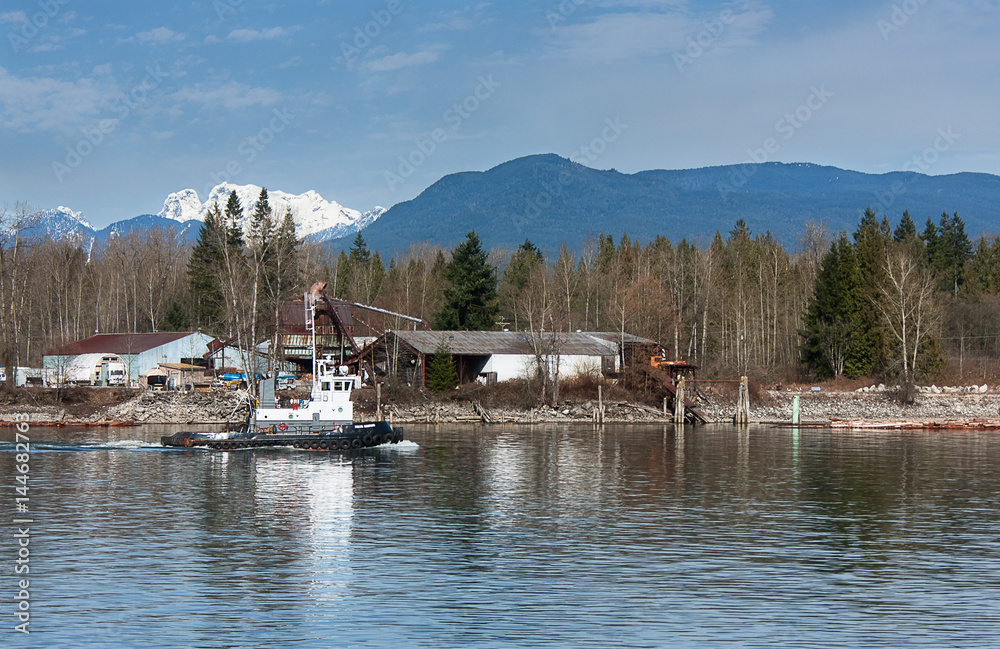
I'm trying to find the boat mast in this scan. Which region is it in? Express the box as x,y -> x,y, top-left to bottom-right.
305,290 -> 316,379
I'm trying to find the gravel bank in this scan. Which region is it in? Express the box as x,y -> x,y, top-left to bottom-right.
701,390 -> 1000,424
4,388 -> 1000,426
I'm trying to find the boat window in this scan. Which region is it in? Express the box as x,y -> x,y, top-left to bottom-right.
333,381 -> 343,391
321,382 -> 330,391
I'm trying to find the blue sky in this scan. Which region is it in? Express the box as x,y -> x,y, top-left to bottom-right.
2,0 -> 998,227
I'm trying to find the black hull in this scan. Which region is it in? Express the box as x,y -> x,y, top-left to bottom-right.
161,421 -> 403,451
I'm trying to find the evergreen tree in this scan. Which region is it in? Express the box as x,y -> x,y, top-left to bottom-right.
425,343 -> 458,393
334,250 -> 351,298
502,239 -> 544,292
224,190 -> 245,248
161,300 -> 190,332
933,211 -> 972,295
272,205 -> 301,298
435,231 -> 499,330
361,251 -> 386,303
801,236 -> 865,378
967,237 -> 1000,294
920,216 -> 939,265
597,234 -> 616,272
499,239 -> 545,328
187,203 -> 225,327
893,210 -> 917,242
349,232 -> 371,265
248,188 -> 274,258
850,207 -> 892,375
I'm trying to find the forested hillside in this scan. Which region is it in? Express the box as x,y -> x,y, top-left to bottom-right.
3,195 -> 999,386
357,154 -> 1000,254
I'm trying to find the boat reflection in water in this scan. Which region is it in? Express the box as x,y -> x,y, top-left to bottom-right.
253,455 -> 355,601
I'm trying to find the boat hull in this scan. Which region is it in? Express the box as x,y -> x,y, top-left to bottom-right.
161,421 -> 403,451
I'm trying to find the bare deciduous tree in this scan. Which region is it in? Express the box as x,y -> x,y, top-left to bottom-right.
876,246 -> 939,381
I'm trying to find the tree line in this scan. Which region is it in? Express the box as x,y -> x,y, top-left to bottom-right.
3,198 -> 1000,385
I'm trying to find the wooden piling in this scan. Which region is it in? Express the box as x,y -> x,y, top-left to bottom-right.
674,378 -> 686,424
735,376 -> 750,425
596,384 -> 605,424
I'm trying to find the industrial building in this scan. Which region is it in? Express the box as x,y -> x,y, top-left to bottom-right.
43,332 -> 218,383
365,330 -> 656,387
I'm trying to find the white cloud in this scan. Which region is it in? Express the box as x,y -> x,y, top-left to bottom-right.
31,41 -> 61,53
0,66 -> 116,133
546,3 -> 772,61
364,49 -> 443,72
277,56 -> 303,69
0,11 -> 26,24
226,26 -> 300,42
133,27 -> 184,44
171,81 -> 283,110
421,4 -> 494,32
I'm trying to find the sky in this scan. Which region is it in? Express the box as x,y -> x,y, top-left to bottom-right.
1,0 -> 999,228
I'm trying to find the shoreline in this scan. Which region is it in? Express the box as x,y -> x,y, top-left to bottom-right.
3,387 -> 1000,427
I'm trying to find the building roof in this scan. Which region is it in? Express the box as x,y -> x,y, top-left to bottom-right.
157,363 -> 205,371
386,330 -> 623,356
44,332 -> 204,357
278,299 -> 353,334
583,332 -> 657,345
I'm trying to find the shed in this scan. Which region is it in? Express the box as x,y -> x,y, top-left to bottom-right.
157,363 -> 210,390
367,330 -> 652,387
139,366 -> 168,390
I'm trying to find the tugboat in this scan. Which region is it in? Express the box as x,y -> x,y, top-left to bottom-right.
162,286 -> 404,451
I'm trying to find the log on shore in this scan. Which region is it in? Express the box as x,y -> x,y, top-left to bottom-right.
828,418 -> 1000,430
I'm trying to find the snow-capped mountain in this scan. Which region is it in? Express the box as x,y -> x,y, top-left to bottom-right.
157,183 -> 385,242
26,206 -> 94,243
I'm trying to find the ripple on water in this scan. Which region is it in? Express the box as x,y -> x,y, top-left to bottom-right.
3,423 -> 1000,647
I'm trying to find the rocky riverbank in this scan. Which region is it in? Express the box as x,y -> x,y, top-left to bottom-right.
0,389 -> 250,425
3,386 -> 1000,426
701,389 -> 1000,424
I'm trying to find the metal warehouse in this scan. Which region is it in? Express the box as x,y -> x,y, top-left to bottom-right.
365,330 -> 655,387
43,332 -> 218,383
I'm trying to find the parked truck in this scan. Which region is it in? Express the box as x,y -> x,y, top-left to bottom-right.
62,353 -> 128,386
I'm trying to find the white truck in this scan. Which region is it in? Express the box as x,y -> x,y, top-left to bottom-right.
62,353 -> 128,386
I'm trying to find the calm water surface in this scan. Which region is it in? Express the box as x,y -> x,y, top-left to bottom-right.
2,423 -> 999,648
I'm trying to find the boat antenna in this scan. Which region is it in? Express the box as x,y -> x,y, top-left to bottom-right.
305,290 -> 316,380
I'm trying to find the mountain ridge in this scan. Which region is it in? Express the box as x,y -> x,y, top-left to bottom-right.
24,156 -> 1000,255
26,183 -> 385,248
354,155 -> 1000,254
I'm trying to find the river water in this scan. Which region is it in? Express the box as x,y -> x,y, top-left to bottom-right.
2,423 -> 999,648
